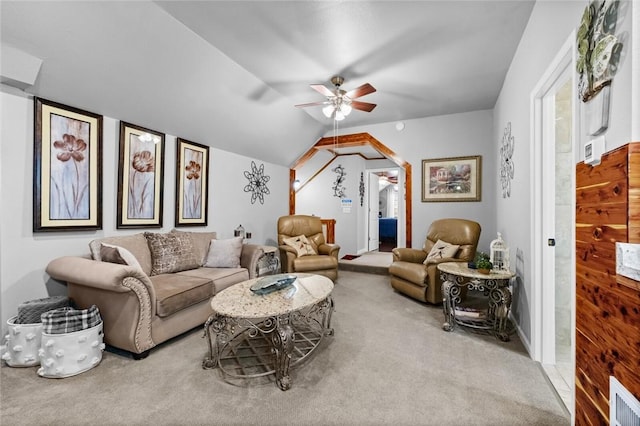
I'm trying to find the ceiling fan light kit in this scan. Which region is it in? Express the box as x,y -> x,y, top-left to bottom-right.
296,75 -> 377,121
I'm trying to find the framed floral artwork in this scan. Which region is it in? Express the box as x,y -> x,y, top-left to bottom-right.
117,122 -> 165,228
175,138 -> 209,227
421,155 -> 482,202
33,97 -> 103,232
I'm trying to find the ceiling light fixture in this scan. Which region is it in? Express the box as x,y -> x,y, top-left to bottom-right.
322,93 -> 352,121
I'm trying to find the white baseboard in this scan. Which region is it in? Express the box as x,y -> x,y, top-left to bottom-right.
513,317 -> 534,359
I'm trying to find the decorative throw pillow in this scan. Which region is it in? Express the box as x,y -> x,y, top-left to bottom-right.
100,243 -> 143,270
144,232 -> 200,275
204,237 -> 243,268
424,239 -> 460,264
282,234 -> 317,257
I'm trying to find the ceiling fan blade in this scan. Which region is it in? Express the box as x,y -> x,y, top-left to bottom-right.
345,83 -> 376,99
295,101 -> 329,108
351,100 -> 377,112
310,84 -> 335,97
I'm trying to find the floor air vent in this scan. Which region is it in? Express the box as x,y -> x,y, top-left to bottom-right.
611,376 -> 640,426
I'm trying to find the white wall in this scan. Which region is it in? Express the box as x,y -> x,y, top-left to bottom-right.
296,154 -> 365,255
492,0 -> 634,349
0,89 -> 290,331
337,110 -> 497,252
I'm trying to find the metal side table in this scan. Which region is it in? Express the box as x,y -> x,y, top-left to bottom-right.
438,262 -> 515,341
256,246 -> 281,277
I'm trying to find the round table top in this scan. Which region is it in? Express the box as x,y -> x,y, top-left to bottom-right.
211,273 -> 333,319
437,261 -> 515,280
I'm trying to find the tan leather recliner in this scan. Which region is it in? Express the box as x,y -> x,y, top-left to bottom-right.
278,215 -> 340,281
389,218 -> 481,304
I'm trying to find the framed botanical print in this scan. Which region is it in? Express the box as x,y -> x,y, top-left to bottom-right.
175,138 -> 209,227
33,97 -> 103,232
421,155 -> 482,202
117,122 -> 165,228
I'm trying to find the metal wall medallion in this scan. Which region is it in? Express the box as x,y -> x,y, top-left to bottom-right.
244,161 -> 270,204
500,122 -> 515,198
331,165 -> 346,198
359,172 -> 365,206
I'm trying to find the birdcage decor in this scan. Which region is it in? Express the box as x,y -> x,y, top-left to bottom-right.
490,232 -> 510,272
234,224 -> 245,239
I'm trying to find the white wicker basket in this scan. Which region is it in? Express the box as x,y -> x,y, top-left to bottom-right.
37,321 -> 105,378
2,316 -> 43,367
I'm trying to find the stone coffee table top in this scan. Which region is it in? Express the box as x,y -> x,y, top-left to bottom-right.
211,273 -> 333,319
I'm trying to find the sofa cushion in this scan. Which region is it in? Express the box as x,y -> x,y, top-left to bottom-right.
388,261 -> 428,286
150,274 -> 213,318
145,232 -> 200,275
204,237 -> 243,268
100,243 -> 143,270
424,239 -> 459,264
170,229 -> 217,266
89,233 -> 152,275
283,234 -> 317,257
177,267 -> 249,294
293,255 -> 337,272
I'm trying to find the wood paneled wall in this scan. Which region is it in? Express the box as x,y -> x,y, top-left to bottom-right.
575,143 -> 640,425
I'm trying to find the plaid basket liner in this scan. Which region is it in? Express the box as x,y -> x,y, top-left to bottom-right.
41,305 -> 102,335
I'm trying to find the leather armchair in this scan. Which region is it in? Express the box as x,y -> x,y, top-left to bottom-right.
389,218 -> 481,304
277,215 -> 340,281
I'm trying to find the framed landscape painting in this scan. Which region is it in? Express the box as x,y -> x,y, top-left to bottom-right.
421,155 -> 482,202
175,138 -> 209,227
33,97 -> 103,232
117,122 -> 165,228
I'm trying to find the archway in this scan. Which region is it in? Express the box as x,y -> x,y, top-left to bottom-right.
289,132 -> 412,248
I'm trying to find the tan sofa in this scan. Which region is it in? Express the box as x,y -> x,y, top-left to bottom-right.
45,230 -> 263,359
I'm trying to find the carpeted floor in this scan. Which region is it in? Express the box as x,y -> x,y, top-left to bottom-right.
1,271 -> 569,426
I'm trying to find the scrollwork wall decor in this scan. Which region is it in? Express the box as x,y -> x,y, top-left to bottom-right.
331,164 -> 346,198
500,122 -> 515,198
359,172 -> 365,206
243,161 -> 270,204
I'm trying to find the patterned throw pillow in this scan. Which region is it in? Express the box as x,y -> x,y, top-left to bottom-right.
100,243 -> 143,270
203,237 -> 243,268
424,239 -> 460,264
282,234 -> 317,257
144,232 -> 200,275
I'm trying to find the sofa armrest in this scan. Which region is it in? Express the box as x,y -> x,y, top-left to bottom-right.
318,243 -> 340,258
425,257 -> 465,267
392,248 -> 427,264
46,256 -> 157,353
240,244 -> 264,279
46,256 -> 154,294
278,245 -> 298,273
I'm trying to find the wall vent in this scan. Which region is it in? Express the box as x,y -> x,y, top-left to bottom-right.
610,376 -> 640,426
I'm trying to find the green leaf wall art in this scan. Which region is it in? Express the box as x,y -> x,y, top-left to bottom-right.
576,0 -> 624,102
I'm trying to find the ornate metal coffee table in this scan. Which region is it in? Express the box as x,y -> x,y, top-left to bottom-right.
438,262 -> 515,341
202,273 -> 334,391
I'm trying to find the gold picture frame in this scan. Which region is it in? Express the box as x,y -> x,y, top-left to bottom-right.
175,138 -> 209,227
422,155 -> 482,202
33,97 -> 103,232
117,122 -> 165,228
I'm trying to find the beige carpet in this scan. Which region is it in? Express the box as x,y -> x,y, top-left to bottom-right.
1,271 -> 569,425
342,251 -> 393,267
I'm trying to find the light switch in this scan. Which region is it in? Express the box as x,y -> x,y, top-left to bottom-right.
616,243 -> 640,281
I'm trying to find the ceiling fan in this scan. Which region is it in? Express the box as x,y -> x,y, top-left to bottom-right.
295,76 -> 377,121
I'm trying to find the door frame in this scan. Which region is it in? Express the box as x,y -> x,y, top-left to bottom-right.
367,171 -> 380,252
530,32 -> 577,366
366,167 -> 404,252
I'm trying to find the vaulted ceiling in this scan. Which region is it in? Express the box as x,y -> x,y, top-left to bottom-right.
1,1 -> 534,167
